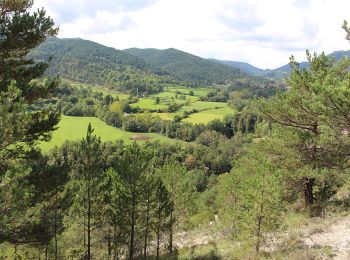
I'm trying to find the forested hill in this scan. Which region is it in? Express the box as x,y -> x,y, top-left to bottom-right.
209,59 -> 267,76
30,37 -> 279,90
28,37 -> 168,94
123,47 -> 243,85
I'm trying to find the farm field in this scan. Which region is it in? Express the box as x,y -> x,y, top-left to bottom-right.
167,87 -> 213,97
183,106 -> 234,124
152,91 -> 199,102
71,82 -> 130,100
130,98 -> 168,110
151,101 -> 232,122
39,115 -> 177,152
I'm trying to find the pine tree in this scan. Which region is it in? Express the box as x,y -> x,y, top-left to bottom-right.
258,52 -> 350,208
100,167 -> 127,259
153,177 -> 172,259
69,124 -> 105,259
216,146 -> 284,254
116,142 -> 154,259
160,159 -> 194,255
0,0 -> 59,171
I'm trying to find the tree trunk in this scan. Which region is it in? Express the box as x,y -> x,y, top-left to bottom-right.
303,177 -> 315,205
129,195 -> 136,259
108,235 -> 111,260
87,170 -> 91,260
255,216 -> 262,254
45,244 -> 48,260
54,193 -> 58,260
156,214 -> 161,260
143,197 -> 150,259
169,210 -> 173,255
113,222 -> 117,260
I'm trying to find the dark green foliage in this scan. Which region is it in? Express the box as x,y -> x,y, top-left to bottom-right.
258,51 -> 350,211
124,48 -> 243,85
0,0 -> 58,99
29,38 -> 169,94
217,146 -> 285,253
0,1 -> 60,172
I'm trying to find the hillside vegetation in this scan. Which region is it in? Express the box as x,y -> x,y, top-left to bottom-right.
3,2 -> 350,260
124,47 -> 243,85
29,37 -> 168,94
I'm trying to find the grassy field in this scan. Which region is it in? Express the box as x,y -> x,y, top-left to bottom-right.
151,101 -> 231,122
183,106 -> 234,124
167,87 -> 213,97
130,98 -> 168,110
68,82 -> 234,125
71,82 -> 129,100
152,91 -> 199,102
39,115 -> 177,152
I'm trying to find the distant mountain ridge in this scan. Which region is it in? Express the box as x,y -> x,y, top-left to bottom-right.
213,50 -> 350,78
30,38 -> 251,88
31,37 -> 348,89
123,47 -> 243,85
29,37 -> 168,94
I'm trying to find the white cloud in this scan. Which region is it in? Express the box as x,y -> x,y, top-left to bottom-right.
33,0 -> 350,69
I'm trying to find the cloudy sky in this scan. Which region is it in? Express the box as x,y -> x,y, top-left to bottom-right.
33,0 -> 350,69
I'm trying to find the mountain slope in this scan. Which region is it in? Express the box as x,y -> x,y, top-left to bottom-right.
212,50 -> 350,79
124,48 -> 242,85
272,50 -> 350,74
210,59 -> 266,76
29,37 -> 167,94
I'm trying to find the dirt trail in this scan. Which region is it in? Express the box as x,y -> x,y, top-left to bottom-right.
303,215 -> 350,259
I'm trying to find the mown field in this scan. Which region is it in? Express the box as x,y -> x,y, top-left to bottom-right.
182,106 -> 234,124
41,84 -> 235,151
70,83 -> 233,124
39,115 -> 177,152
71,82 -> 130,100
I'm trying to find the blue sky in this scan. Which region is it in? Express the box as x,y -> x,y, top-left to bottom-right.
34,0 -> 350,69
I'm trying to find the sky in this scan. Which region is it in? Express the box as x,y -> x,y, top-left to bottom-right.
33,0 -> 350,69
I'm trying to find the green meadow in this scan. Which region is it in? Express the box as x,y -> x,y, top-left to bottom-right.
43,84 -> 235,152
39,115 -> 177,152
183,106 -> 234,124
151,101 -> 233,123
130,98 -> 168,110
167,86 -> 213,97
71,82 -> 130,100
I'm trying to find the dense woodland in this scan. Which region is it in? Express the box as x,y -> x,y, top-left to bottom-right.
1,1 -> 350,259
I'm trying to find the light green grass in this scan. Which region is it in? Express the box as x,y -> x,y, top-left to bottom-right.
167,87 -> 213,97
130,98 -> 168,110
183,107 -> 234,124
151,113 -> 174,120
184,101 -> 227,110
71,83 -> 129,100
39,115 -> 177,152
151,102 -> 230,121
152,91 -> 199,102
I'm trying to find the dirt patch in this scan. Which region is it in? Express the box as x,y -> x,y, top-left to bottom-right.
129,135 -> 151,141
303,215 -> 350,259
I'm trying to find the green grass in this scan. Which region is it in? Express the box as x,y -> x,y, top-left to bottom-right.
184,101 -> 227,110
152,112 -> 174,120
130,98 -> 168,110
152,91 -> 199,102
183,107 -> 234,124
167,87 -> 214,97
71,82 -> 129,100
39,115 -> 177,152
151,102 -> 231,122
